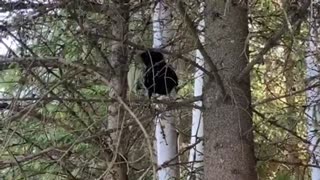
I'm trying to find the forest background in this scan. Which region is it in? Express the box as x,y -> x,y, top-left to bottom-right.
0,0 -> 319,180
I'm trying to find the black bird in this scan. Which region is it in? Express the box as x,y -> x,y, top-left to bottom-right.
140,50 -> 178,98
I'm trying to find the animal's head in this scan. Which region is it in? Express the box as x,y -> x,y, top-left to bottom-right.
140,50 -> 164,67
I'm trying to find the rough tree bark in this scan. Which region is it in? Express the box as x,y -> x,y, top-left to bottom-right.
105,1 -> 130,179
203,1 -> 257,179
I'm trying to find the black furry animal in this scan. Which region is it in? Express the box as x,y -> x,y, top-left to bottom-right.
0,102 -> 9,109
140,50 -> 178,98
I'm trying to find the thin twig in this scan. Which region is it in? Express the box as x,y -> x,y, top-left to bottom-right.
237,0 -> 311,82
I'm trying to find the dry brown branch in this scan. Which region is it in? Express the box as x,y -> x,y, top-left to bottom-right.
253,83 -> 320,106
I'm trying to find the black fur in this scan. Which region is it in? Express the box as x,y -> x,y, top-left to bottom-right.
140,50 -> 178,98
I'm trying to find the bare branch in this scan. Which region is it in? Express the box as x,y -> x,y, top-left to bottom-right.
0,56 -> 60,70
0,148 -> 54,169
237,0 -> 311,82
0,1 -> 107,13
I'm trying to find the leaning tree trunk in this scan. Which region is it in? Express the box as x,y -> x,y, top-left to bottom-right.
105,1 -> 130,180
203,1 -> 257,180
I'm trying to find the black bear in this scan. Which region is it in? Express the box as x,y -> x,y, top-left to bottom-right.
140,50 -> 178,98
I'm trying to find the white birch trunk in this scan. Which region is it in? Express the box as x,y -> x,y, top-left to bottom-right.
306,3 -> 320,179
153,1 -> 178,179
188,3 -> 204,179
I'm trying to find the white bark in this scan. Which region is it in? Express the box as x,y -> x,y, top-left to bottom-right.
188,3 -> 204,179
306,3 -> 320,179
152,2 -> 163,49
153,1 -> 178,179
155,109 -> 178,179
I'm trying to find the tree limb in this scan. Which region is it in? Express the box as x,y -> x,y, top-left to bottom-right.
237,0 -> 311,82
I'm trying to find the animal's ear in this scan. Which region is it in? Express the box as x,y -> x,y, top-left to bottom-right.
135,51 -> 148,66
140,51 -> 150,65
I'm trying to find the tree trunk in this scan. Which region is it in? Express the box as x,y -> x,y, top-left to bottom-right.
188,3 -> 204,180
203,1 -> 257,180
153,1 -> 179,179
105,1 -> 130,180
